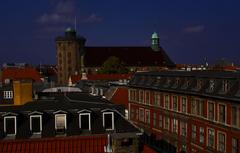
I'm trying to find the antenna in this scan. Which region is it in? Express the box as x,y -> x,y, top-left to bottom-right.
74,16 -> 77,32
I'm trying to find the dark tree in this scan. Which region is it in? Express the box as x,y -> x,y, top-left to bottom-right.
99,56 -> 129,74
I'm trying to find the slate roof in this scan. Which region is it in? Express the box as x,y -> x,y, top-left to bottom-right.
0,93 -> 140,140
84,47 -> 175,67
128,71 -> 240,102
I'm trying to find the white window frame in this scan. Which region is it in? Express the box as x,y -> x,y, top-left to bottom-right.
103,112 -> 114,130
207,101 -> 215,121
79,113 -> 91,130
145,91 -> 150,105
218,103 -> 227,124
145,109 -> 150,124
207,128 -> 215,148
55,114 -> 67,130
172,95 -> 178,111
4,116 -> 17,136
3,91 -> 13,99
139,108 -> 144,122
30,115 -> 42,134
217,131 -> 226,153
181,96 -> 187,114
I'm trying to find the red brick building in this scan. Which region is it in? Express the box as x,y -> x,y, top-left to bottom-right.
128,71 -> 240,153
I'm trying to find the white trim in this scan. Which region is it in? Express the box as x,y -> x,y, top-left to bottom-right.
103,112 -> 114,130
28,111 -> 43,115
207,127 -> 215,149
77,109 -> 91,113
4,116 -> 17,136
55,114 -> 67,130
30,115 -> 42,134
53,110 -> 67,114
79,113 -> 91,130
218,102 -> 227,124
207,100 -> 215,121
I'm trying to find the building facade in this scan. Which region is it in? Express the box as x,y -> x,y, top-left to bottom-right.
0,92 -> 142,153
128,71 -> 240,153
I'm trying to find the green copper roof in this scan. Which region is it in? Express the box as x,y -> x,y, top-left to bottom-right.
151,32 -> 159,39
65,27 -> 75,32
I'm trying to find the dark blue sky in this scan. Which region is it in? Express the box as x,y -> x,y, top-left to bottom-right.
0,0 -> 240,65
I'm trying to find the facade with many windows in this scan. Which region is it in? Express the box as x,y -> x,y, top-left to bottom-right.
128,71 -> 240,153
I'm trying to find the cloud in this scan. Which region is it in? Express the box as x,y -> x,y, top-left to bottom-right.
184,25 -> 205,33
37,0 -> 75,25
82,14 -> 103,23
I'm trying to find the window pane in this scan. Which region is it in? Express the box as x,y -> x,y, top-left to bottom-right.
56,115 -> 66,130
104,114 -> 113,129
31,117 -> 41,133
6,118 -> 15,135
80,115 -> 89,130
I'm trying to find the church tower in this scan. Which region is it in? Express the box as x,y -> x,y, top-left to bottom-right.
56,28 -> 86,85
151,32 -> 160,51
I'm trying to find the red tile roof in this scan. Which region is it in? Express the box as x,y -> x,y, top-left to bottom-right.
2,67 -> 42,83
110,87 -> 129,108
142,145 -> 157,153
0,135 -> 107,153
71,73 -> 133,84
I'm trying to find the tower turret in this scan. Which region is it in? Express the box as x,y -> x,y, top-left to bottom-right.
151,32 -> 160,51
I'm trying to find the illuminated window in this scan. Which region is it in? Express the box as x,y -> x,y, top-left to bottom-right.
3,91 -> 13,99
55,114 -> 67,134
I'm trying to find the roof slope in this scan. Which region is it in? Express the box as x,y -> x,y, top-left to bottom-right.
0,135 -> 107,153
84,47 -> 175,67
2,67 -> 42,83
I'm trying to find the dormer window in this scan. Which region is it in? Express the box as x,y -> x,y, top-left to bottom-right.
103,112 -> 114,130
3,91 -> 13,99
209,80 -> 215,91
78,110 -> 91,131
29,112 -> 43,135
222,80 -> 230,92
4,116 -> 17,137
175,78 -> 180,86
197,79 -> 202,90
54,111 -> 67,134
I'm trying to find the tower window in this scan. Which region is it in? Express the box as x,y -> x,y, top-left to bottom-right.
3,91 -> 13,99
